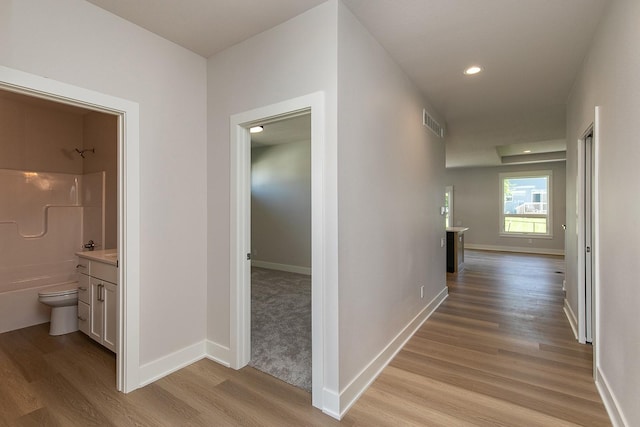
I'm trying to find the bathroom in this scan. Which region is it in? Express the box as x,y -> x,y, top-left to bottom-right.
0,89 -> 117,340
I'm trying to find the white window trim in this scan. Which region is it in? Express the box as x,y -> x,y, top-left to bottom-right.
499,170 -> 553,239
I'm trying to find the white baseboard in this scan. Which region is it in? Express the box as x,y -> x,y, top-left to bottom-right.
465,243 -> 565,256
251,260 -> 311,275
596,366 -> 628,427
138,340 -> 206,387
322,388 -> 341,420
205,340 -> 231,367
563,298 -> 579,340
338,286 -> 449,419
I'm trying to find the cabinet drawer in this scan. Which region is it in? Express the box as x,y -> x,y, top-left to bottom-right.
76,260 -> 90,276
78,301 -> 90,335
91,261 -> 118,284
77,274 -> 90,304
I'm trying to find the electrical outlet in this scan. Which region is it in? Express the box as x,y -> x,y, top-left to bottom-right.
440,237 -> 445,248
420,285 -> 424,299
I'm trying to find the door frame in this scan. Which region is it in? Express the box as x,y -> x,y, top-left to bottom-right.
445,185 -> 454,227
0,66 -> 141,392
576,107 -> 600,364
229,92 -> 330,410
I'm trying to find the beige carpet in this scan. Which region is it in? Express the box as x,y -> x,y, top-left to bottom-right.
249,267 -> 311,392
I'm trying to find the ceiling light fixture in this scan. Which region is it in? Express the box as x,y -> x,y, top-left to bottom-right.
463,65 -> 483,76
249,125 -> 264,133
523,150 -> 532,153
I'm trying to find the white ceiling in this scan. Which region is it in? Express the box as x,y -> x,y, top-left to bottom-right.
251,114 -> 311,148
85,0 -> 611,168
86,0 -> 326,58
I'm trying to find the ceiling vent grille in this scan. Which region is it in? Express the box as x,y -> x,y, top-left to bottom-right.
423,109 -> 444,138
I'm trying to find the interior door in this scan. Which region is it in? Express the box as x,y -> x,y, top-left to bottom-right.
584,133 -> 594,343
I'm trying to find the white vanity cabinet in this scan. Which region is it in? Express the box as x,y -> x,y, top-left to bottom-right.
76,252 -> 118,353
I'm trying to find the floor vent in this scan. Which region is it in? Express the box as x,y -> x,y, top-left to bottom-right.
423,109 -> 444,138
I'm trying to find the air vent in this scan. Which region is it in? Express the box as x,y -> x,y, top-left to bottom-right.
423,109 -> 444,138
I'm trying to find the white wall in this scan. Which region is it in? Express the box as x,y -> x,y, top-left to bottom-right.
566,0 -> 640,425
445,162 -> 566,254
337,0 -> 446,395
0,0 -> 208,366
207,0 -> 339,392
251,141 -> 311,270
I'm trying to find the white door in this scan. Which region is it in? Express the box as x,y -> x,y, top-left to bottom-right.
90,280 -> 104,343
103,282 -> 118,353
584,133 -> 594,343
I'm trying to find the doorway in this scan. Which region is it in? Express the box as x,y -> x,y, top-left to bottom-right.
249,114 -> 312,390
577,112 -> 599,353
583,130 -> 594,344
445,185 -> 454,228
0,66 -> 141,392
229,92 -> 331,410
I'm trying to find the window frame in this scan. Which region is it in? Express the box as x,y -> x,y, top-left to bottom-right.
499,170 -> 553,238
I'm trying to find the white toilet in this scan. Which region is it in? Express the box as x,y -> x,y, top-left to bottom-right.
38,283 -> 79,336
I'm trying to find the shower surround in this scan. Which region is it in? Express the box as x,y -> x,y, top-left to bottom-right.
0,168 -> 105,333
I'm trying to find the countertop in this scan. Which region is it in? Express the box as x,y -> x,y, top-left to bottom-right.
76,249 -> 118,266
446,227 -> 470,233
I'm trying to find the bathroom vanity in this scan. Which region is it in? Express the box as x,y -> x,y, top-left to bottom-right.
76,250 -> 118,353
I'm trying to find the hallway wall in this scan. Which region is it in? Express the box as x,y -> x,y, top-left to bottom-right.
337,1 -> 446,409
566,0 -> 640,424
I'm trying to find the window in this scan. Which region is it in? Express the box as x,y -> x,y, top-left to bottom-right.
499,171 -> 552,237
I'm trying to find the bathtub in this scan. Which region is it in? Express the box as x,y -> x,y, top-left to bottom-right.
0,279 -> 78,334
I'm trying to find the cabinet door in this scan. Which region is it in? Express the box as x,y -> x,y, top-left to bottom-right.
90,280 -> 104,343
102,282 -> 118,353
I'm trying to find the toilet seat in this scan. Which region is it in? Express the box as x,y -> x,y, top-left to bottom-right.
38,283 -> 79,298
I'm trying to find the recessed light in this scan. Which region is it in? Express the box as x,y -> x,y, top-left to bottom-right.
463,65 -> 483,76
523,150 -> 532,154
249,126 -> 264,133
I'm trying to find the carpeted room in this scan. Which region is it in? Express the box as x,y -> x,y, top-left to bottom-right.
249,114 -> 312,391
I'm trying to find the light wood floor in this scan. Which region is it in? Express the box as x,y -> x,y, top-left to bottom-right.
0,250 -> 610,426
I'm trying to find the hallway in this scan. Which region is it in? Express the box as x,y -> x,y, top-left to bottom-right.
344,250 -> 610,425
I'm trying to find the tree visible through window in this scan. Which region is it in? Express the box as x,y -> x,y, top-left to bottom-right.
499,171 -> 552,236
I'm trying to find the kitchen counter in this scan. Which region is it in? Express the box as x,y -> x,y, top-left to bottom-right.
76,249 -> 118,266
446,228 -> 468,273
446,227 -> 469,233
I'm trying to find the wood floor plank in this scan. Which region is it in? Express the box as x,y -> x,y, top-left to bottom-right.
367,366 -> 583,427
12,408 -> 61,427
0,348 -> 43,421
29,373 -> 115,427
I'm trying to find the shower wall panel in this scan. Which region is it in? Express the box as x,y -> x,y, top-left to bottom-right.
0,169 -> 82,293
